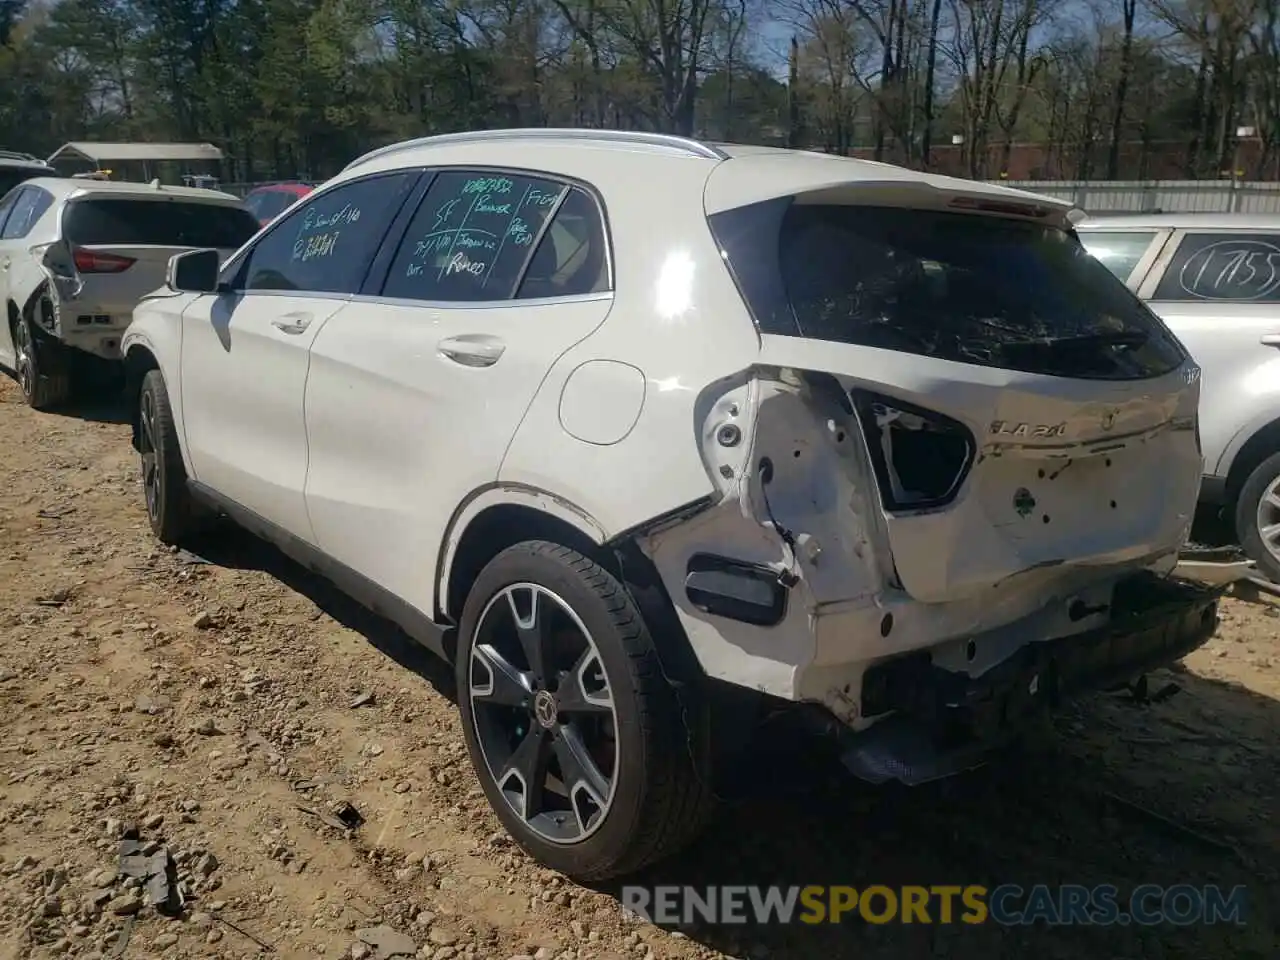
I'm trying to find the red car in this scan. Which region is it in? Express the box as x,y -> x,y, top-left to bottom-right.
242,181 -> 314,227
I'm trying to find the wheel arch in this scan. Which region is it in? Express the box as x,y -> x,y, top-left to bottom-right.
1,299 -> 19,376
7,282 -> 50,338
438,487 -> 705,684
1223,414 -> 1280,506
123,342 -> 161,451
439,487 -> 609,624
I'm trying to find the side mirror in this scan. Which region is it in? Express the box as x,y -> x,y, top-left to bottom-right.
167,249 -> 221,293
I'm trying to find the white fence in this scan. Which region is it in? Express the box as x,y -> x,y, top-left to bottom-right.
987,180 -> 1280,215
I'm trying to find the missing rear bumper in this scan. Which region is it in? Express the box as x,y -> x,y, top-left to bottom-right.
829,573 -> 1221,785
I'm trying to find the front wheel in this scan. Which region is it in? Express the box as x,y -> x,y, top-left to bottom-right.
137,369 -> 198,544
1236,451 -> 1280,583
455,540 -> 713,881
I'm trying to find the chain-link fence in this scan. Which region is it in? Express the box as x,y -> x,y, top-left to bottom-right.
989,180 -> 1280,215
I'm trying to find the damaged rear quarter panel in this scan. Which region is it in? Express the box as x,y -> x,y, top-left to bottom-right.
7,216 -> 79,335
640,368 -> 891,700
638,365 -> 1068,711
639,341 -> 1201,724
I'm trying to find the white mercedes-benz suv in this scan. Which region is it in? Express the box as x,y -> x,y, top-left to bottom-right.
123,129 -> 1220,881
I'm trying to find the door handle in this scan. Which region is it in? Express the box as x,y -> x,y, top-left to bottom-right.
438,334 -> 506,367
1262,334 -> 1280,348
271,312 -> 313,335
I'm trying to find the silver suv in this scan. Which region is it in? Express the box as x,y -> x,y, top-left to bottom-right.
1078,214 -> 1280,581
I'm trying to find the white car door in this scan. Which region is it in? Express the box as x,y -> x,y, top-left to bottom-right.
178,171 -> 419,543
302,169 -> 614,616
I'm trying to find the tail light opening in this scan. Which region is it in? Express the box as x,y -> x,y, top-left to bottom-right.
851,389 -> 976,512
73,248 -> 136,274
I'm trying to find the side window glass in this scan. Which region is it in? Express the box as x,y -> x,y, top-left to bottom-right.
1078,231 -> 1156,284
1153,232 -> 1280,302
381,170 -> 568,302
1,188 -> 50,240
235,173 -> 415,294
242,191 -> 267,218
0,189 -> 19,235
516,187 -> 610,299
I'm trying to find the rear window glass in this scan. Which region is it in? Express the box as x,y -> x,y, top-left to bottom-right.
63,198 -> 260,248
1078,230 -> 1157,283
710,201 -> 1186,381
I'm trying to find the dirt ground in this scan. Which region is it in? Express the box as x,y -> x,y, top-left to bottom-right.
0,374 -> 1277,960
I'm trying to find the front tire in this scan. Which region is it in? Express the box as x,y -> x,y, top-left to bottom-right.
455,540 -> 713,880
1236,451 -> 1280,583
137,369 -> 197,544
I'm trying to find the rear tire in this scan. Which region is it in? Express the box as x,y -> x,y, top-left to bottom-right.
12,306 -> 70,411
455,540 -> 713,881
138,369 -> 197,544
1236,451 -> 1280,584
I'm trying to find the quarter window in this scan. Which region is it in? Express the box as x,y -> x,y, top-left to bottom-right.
381,171 -> 571,302
516,186 -> 610,300
1078,231 -> 1157,283
231,173 -> 416,294
1152,232 -> 1280,302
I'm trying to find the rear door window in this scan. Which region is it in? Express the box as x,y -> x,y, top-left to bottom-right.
710,200 -> 1186,381
0,187 -> 52,240
379,170 -> 574,302
1078,230 -> 1158,284
63,198 -> 261,248
1151,232 -> 1280,302
0,187 -> 24,236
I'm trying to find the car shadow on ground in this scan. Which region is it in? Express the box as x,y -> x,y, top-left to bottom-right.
54,386 -> 132,425
610,667 -> 1279,960
179,523 -> 1277,960
178,523 -> 456,700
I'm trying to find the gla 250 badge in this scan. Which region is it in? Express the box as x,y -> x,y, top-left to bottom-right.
989,420 -> 1068,439
990,409 -> 1120,438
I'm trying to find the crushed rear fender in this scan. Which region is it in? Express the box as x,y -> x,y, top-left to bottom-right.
10,241 -> 81,334
635,347 -> 1202,729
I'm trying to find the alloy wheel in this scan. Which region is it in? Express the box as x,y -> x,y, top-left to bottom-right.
139,390 -> 161,521
467,583 -> 617,844
1256,474 -> 1280,567
13,321 -> 34,399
